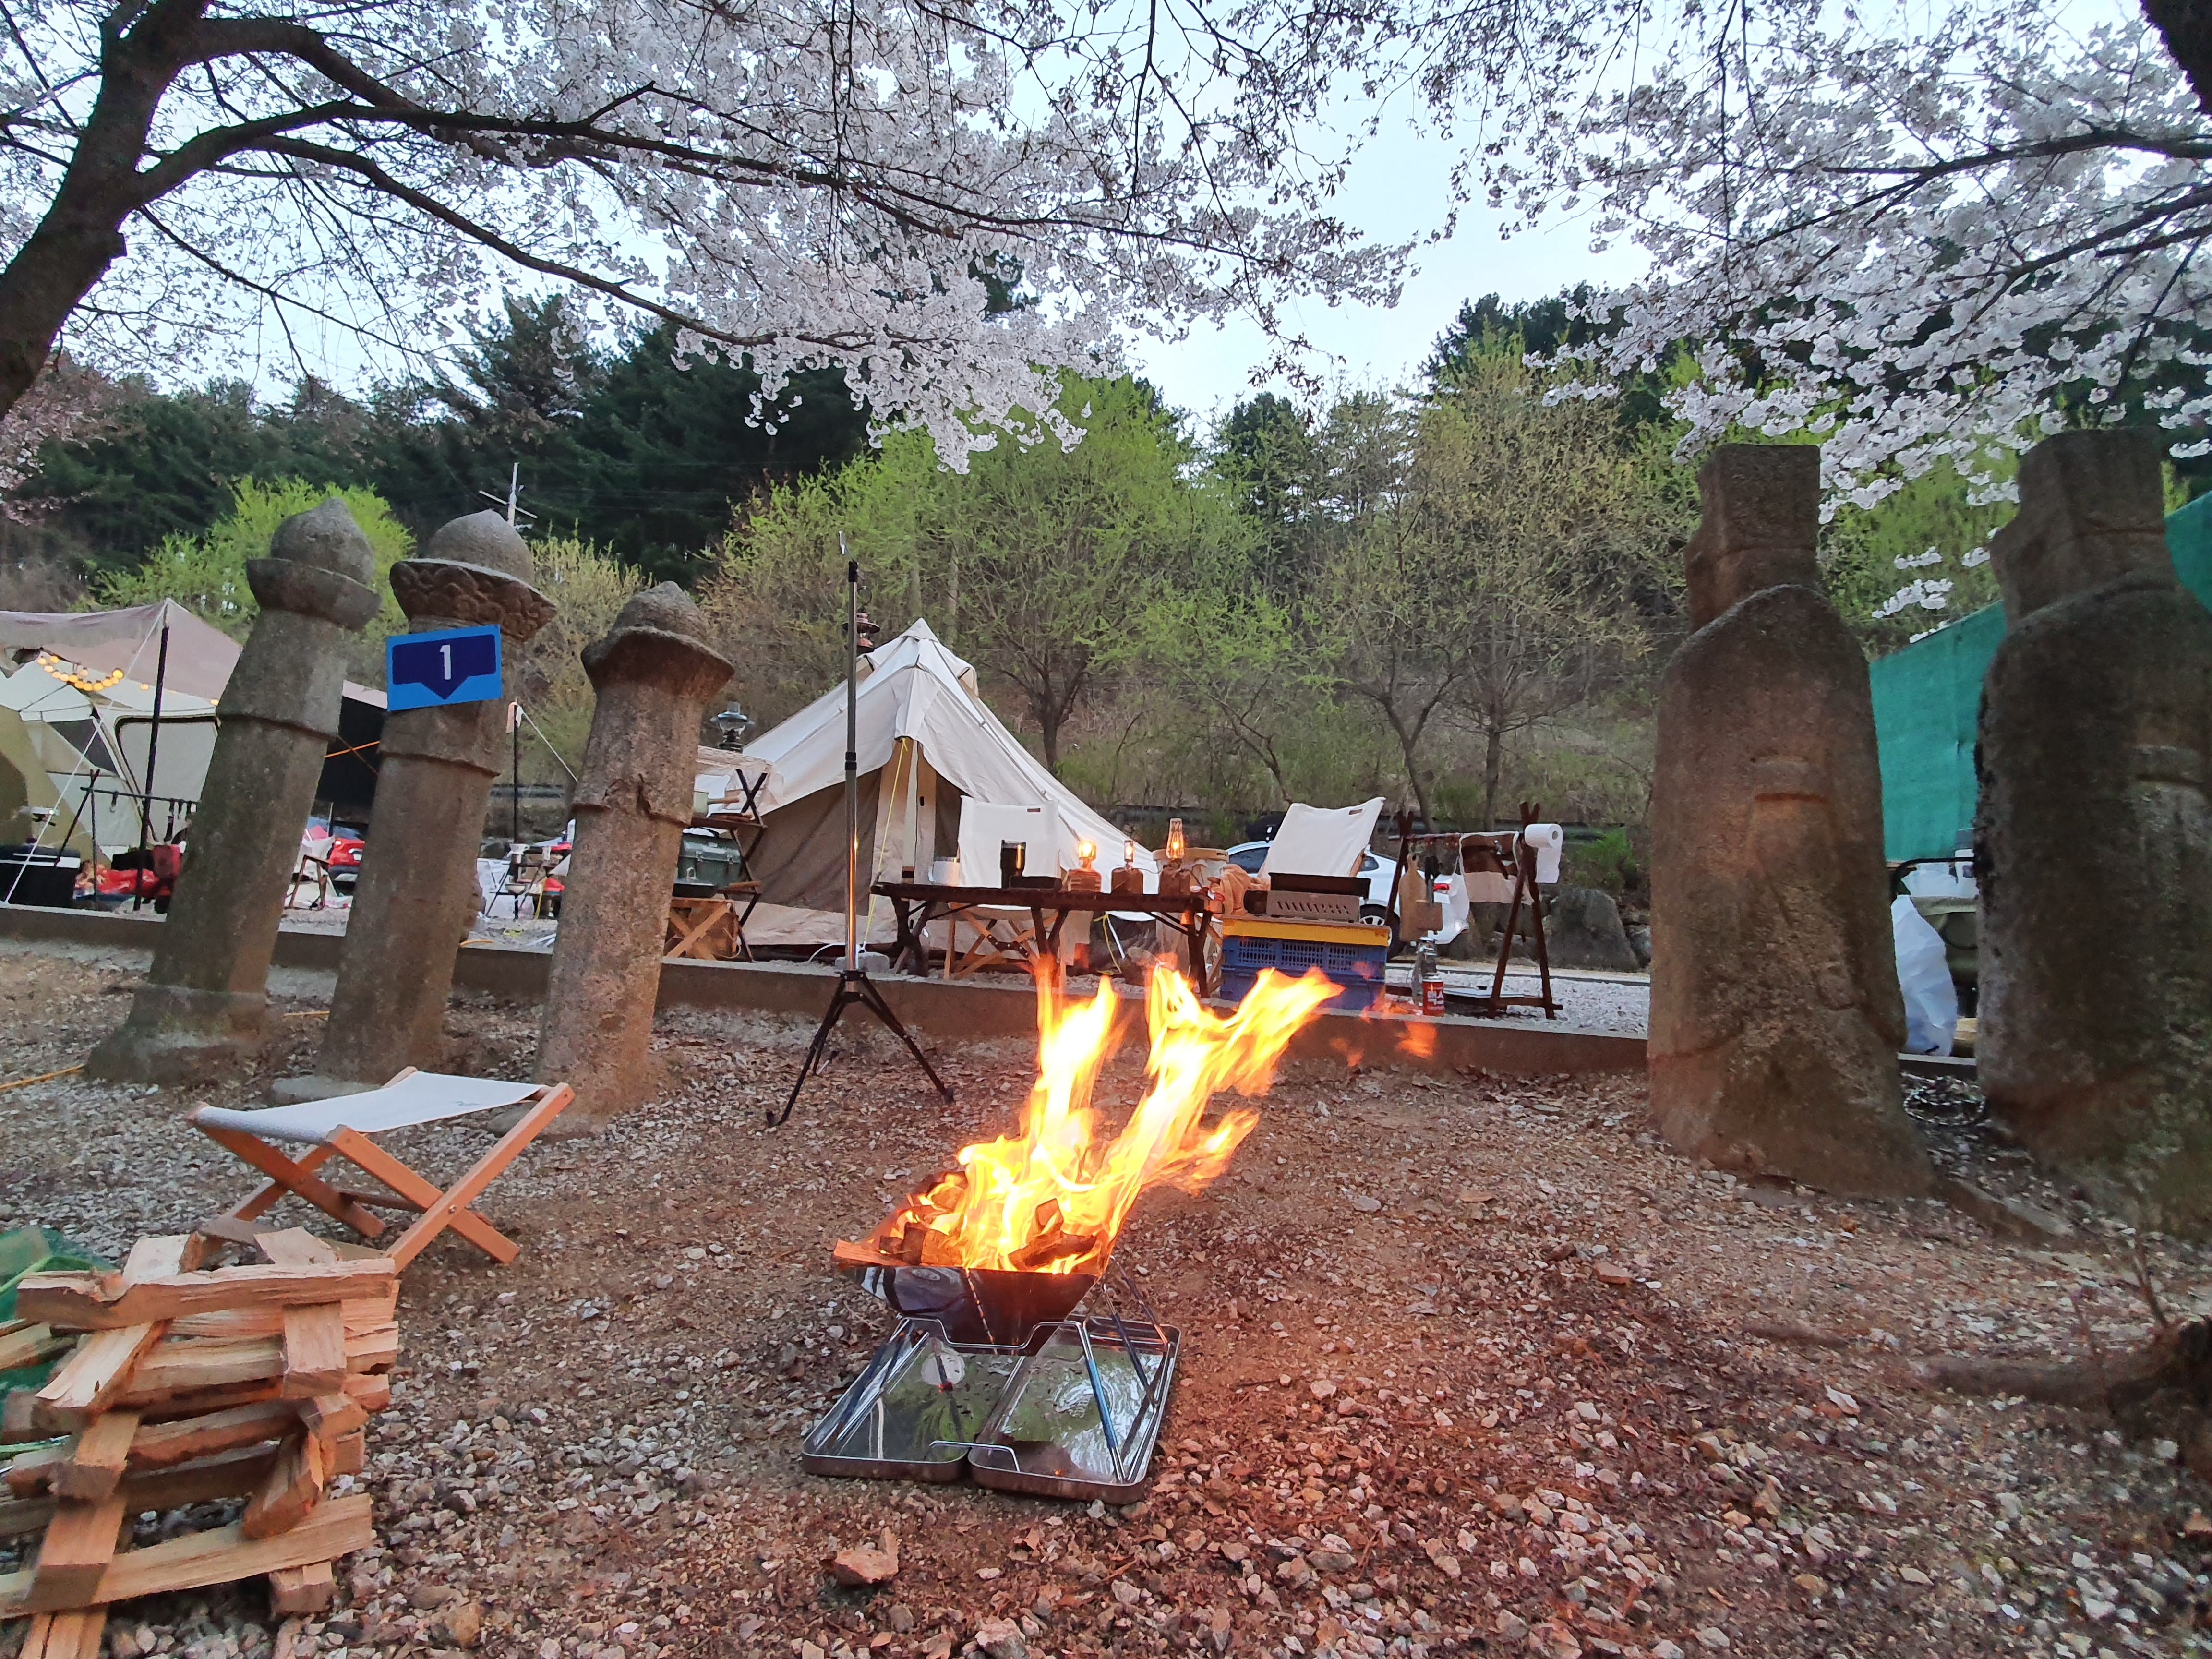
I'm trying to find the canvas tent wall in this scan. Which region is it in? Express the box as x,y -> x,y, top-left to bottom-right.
694,619 -> 1156,913
1869,492 -> 2212,863
0,600 -> 389,849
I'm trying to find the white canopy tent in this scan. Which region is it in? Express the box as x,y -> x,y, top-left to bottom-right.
0,600 -> 386,855
693,619 -> 1157,921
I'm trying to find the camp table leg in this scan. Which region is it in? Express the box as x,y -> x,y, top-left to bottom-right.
887,897 -> 924,975
734,886 -> 764,963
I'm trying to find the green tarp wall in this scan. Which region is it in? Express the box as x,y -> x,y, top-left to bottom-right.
1870,493 -> 2212,862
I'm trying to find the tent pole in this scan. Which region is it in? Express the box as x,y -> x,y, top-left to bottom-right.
134,620 -> 169,911
844,540 -> 859,974
772,540 -> 953,1127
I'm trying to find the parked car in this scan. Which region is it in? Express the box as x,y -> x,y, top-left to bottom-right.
1223,840 -> 1397,926
324,823 -> 367,892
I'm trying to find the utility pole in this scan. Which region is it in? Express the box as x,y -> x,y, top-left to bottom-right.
477,463 -> 535,529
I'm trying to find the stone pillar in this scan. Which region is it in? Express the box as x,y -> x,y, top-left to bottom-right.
1648,444 -> 1931,1195
86,502 -> 381,1082
534,585 -> 733,1128
275,512 -> 553,1102
1976,429 -> 2212,1227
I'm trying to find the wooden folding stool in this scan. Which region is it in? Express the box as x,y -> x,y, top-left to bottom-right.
187,1070 -> 575,1270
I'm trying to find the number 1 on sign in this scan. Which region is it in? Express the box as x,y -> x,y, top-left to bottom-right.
440,642 -> 451,680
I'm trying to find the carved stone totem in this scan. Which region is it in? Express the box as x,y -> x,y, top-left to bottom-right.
535,585 -> 733,1129
87,501 -> 381,1082
1649,444 -> 1932,1195
1976,429 -> 2212,1227
276,512 -> 554,1101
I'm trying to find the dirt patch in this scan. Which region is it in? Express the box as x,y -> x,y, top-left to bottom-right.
0,944 -> 2206,1659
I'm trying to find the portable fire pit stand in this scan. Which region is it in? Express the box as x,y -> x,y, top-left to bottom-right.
803,1309 -> 1181,1503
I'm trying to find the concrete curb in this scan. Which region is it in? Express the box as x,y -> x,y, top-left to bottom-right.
1,902 -> 1648,1078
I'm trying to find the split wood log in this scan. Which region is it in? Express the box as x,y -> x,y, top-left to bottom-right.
36,1236 -> 202,1426
325,1433 -> 364,1477
126,1400 -> 300,1470
102,1361 -> 388,1426
280,1306 -> 347,1399
171,1296 -> 395,1341
38,1326 -> 168,1423
16,1260 -> 396,1330
4,1445 -> 68,1498
27,1491 -> 128,1610
1,1392 -> 42,1443
119,1322 -> 395,1404
242,1435 -> 326,1540
0,1446 -> 285,1539
52,1412 -> 139,1501
268,1560 -> 335,1616
0,1492 -> 373,1615
297,1394 -> 366,1443
255,1231 -> 340,1268
0,1325 -> 65,1371
21,1609 -> 107,1659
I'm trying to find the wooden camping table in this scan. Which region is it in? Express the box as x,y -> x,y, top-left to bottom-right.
665,883 -> 765,962
872,882 -> 1217,994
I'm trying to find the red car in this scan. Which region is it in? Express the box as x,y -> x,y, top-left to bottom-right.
325,826 -> 366,892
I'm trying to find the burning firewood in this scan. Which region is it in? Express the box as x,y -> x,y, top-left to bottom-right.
835,965 -> 1335,1283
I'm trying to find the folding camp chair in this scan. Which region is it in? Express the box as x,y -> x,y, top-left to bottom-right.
186,1070 -> 575,1270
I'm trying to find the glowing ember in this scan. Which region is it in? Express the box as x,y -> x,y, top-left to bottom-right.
847,965 -> 1334,1274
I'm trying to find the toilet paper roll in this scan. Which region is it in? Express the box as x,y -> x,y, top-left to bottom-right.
1522,823 -> 1564,885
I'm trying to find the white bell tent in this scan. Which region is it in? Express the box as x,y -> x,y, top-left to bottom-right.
693,620 -> 1155,917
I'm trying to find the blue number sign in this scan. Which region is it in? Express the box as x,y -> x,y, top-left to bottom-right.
386,625 -> 503,712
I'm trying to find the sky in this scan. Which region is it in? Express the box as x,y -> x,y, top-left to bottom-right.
1119,97 -> 1648,429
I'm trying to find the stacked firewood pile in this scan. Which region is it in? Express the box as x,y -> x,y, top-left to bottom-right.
0,1230 -> 396,1659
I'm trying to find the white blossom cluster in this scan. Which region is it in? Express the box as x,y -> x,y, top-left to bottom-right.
1489,0 -> 2212,507
1874,576 -> 1957,618
0,0 -> 1410,459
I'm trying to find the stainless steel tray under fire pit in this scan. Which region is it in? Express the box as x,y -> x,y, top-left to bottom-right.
802,1313 -> 1180,1502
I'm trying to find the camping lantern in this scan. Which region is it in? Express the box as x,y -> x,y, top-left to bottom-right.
1111,839 -> 1144,896
1064,839 -> 1102,893
712,706 -> 752,749
1165,818 -> 1186,863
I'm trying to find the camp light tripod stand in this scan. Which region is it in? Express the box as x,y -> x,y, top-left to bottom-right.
773,545 -> 954,1127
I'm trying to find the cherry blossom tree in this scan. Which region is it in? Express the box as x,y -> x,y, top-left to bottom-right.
1481,0 -> 2212,524
0,0 -> 1439,460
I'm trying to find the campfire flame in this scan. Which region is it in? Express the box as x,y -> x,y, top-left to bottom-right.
860,965 -> 1334,1274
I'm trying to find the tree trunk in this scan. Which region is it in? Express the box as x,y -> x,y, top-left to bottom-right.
1384,707 -> 1432,829
0,0 -> 207,425
1481,722 -> 1504,830
2142,0 -> 2212,113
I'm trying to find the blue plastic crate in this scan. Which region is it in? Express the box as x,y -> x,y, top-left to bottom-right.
1217,965 -> 1385,1012
1220,931 -> 1387,981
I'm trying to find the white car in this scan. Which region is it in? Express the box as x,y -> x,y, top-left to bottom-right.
1223,840 -> 1397,926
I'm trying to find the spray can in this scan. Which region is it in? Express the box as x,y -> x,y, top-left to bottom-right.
1417,940 -> 1444,1016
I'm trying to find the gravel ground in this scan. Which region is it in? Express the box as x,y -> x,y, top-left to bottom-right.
0,938 -> 2204,1659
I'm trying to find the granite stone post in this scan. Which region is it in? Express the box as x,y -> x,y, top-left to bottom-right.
1648,444 -> 1932,1195
534,585 -> 733,1129
276,512 -> 554,1102
1976,430 -> 2212,1228
86,501 -> 381,1082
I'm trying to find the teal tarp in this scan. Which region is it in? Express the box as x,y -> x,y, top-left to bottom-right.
1870,493 -> 2212,861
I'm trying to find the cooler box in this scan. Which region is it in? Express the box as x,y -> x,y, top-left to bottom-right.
1218,917 -> 1390,1011
0,848 -> 82,909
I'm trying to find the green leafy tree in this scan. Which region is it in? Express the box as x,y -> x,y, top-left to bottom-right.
515,537 -> 649,776
94,478 -> 412,681
709,374 -> 1242,773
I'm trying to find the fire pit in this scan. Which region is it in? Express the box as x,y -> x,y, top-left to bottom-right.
813,963 -> 1334,1497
